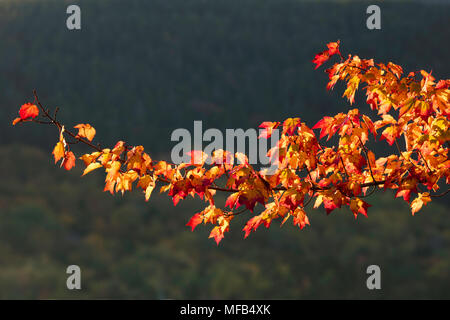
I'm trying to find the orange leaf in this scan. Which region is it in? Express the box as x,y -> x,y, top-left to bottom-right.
326,40 -> 341,56
137,175 -> 156,201
350,198 -> 371,219
283,118 -> 301,136
62,152 -> 76,171
74,123 -> 96,142
209,226 -> 225,245
292,208 -> 310,229
380,126 -> 399,146
80,152 -> 101,166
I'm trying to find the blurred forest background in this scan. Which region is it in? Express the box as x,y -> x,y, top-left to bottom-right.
0,0 -> 449,299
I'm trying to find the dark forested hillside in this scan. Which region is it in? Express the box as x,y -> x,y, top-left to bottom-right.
2,0 -> 449,151
0,0 -> 449,298
1,144 -> 449,299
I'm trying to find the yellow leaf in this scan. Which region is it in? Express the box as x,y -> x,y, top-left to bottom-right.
80,152 -> 101,166
145,184 -> 155,201
52,141 -> 65,164
313,194 -> 323,209
411,192 -> 431,215
343,75 -> 360,104
82,162 -> 102,176
160,184 -> 171,193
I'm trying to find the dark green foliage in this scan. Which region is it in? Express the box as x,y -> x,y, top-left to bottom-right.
0,144 -> 449,299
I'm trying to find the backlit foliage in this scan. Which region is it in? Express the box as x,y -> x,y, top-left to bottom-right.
13,42 -> 449,244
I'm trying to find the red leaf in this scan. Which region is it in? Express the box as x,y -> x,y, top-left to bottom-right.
323,198 -> 339,214
186,212 -> 203,231
435,80 -> 449,90
19,103 -> 39,120
258,121 -> 280,139
242,215 -> 263,238
312,41 -> 340,69
225,192 -> 240,209
62,151 -> 76,171
312,116 -> 334,139
395,190 -> 411,202
312,51 -> 330,69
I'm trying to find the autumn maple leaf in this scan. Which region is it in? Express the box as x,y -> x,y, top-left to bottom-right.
312,116 -> 335,140
312,51 -> 330,70
435,79 -> 449,90
243,215 -> 263,238
282,118 -> 301,136
62,151 -> 76,171
12,103 -> 39,125
82,162 -> 103,176
350,198 -> 371,219
292,208 -> 310,229
410,193 -> 431,215
258,121 -> 280,139
74,123 -> 96,142
209,226 -> 225,245
326,41 -> 341,56
52,142 -> 65,164
312,40 -> 340,69
380,126 -> 400,146
19,103 -> 39,120
186,212 -> 203,231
